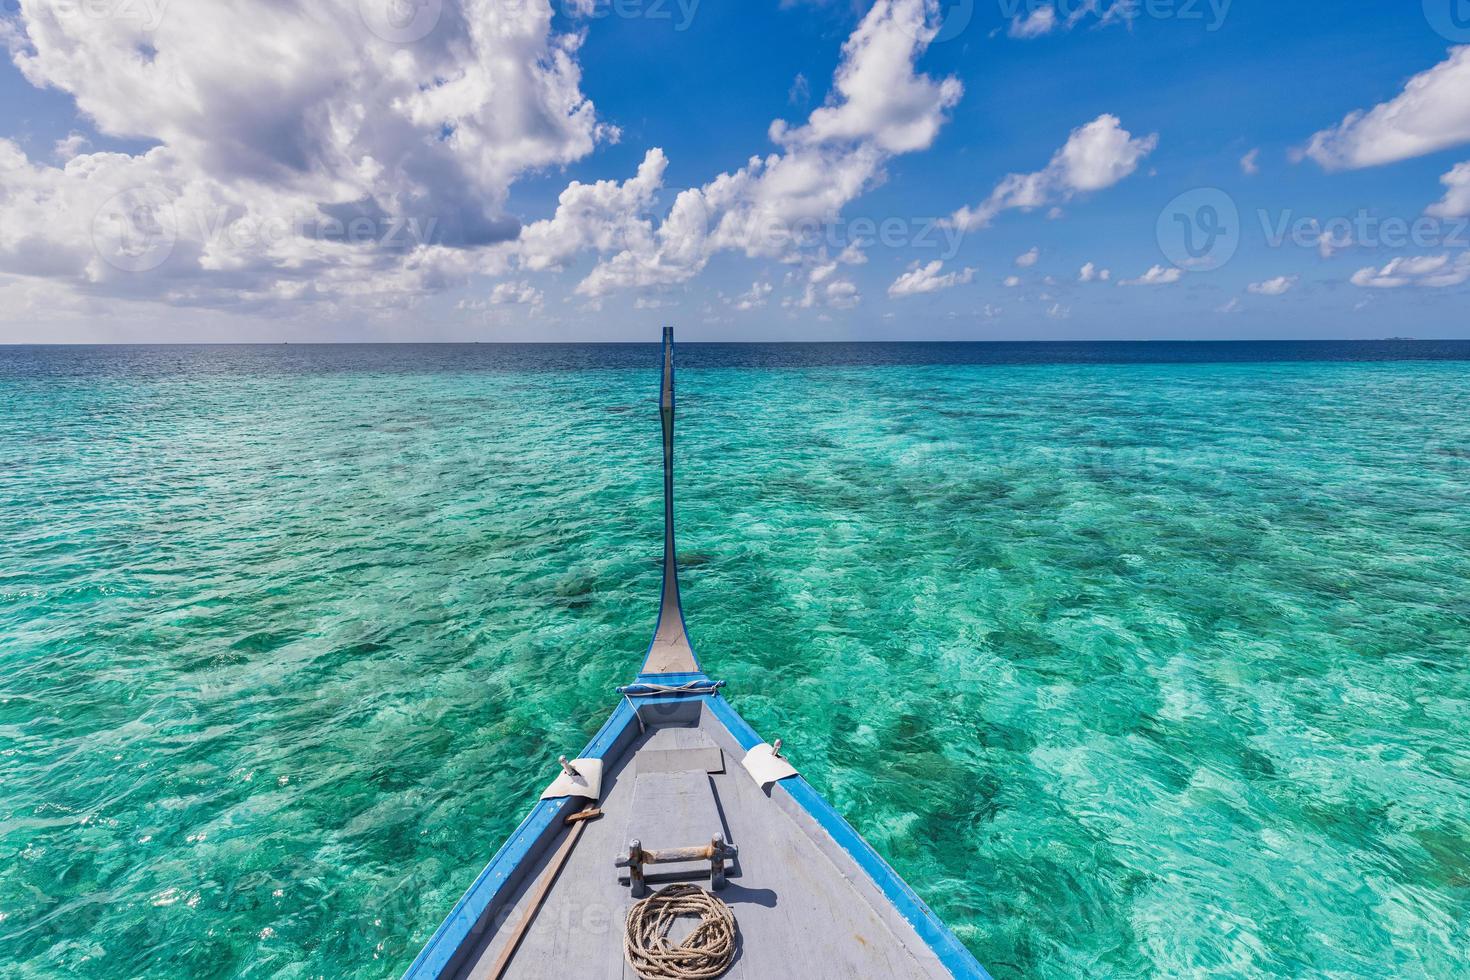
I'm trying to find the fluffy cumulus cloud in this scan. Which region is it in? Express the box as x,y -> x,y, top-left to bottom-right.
0,0 -> 963,315
0,0 -> 611,309
1120,264 -> 1184,286
575,0 -> 962,297
1350,254 -> 1470,289
949,114 -> 1157,231
489,281 -> 544,306
734,280 -> 774,310
1014,246 -> 1040,268
516,149 -> 668,272
1302,47 -> 1470,171
785,249 -> 867,309
1247,275 -> 1297,296
1078,261 -> 1110,282
1427,162 -> 1470,219
887,259 -> 975,297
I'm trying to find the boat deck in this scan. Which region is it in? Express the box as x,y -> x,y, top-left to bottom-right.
450,700 -> 951,979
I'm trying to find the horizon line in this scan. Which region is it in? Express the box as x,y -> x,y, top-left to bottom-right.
0,338 -> 1460,348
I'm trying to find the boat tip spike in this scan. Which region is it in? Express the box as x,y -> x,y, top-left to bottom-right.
558,755 -> 579,778
772,739 -> 783,759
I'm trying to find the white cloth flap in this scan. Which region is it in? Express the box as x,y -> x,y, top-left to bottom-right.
741,743 -> 798,789
540,758 -> 603,801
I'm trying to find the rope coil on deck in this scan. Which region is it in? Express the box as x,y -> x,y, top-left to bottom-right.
623,884 -> 737,980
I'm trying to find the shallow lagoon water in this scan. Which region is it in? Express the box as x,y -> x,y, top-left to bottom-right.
1,343 -> 1468,978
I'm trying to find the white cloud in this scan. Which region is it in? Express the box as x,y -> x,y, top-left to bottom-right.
1349,253 -> 1470,289
0,0 -> 611,310
1045,302 -> 1070,319
1008,6 -> 1058,38
1078,261 -> 1110,282
734,280 -> 774,310
53,132 -> 90,161
1240,148 -> 1260,175
788,72 -> 811,106
577,0 -> 962,296
1014,246 -> 1040,268
1003,275 -> 1022,287
1317,227 -> 1355,259
785,248 -> 866,309
1216,297 -> 1242,314
1427,161 -> 1470,219
1247,275 -> 1297,296
887,259 -> 976,297
1006,1 -> 1127,40
489,280 -> 543,306
1120,264 -> 1184,286
825,278 -> 861,309
517,149 -> 668,272
949,114 -> 1157,230
1302,47 -> 1470,171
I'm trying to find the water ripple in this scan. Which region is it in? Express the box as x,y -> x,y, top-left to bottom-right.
1,348 -> 1468,977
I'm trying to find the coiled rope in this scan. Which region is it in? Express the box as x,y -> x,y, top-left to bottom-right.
623,884 -> 737,980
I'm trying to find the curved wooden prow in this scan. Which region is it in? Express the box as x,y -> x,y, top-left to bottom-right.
640,327 -> 701,676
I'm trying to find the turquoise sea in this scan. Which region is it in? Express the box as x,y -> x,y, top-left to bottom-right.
2,342 -> 1468,978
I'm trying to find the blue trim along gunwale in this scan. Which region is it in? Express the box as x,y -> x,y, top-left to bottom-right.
403,686 -> 714,980
401,699 -> 638,980
704,695 -> 993,980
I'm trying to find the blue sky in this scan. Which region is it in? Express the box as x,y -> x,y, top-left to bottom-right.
1,0 -> 1468,341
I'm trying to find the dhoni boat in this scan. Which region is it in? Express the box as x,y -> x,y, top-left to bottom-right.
403,329 -> 991,980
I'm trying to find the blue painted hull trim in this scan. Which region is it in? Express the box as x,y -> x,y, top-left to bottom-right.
401,699 -> 637,980
704,695 -> 992,980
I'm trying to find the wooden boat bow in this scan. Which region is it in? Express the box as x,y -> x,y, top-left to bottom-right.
643,326 -> 700,676
402,329 -> 991,980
